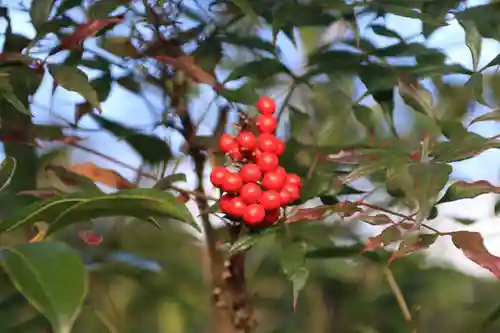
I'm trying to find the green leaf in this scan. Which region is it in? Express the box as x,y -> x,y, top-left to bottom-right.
0,156 -> 16,193
47,188 -> 198,234
404,162 -> 452,222
220,33 -> 277,55
30,0 -> 55,30
153,174 -> 187,190
353,104 -> 375,131
431,132 -> 494,162
48,65 -> 101,112
219,83 -> 259,105
465,73 -> 486,105
460,20 -> 482,71
100,36 -> 138,58
230,0 -> 260,24
289,106 -> 314,145
56,0 -> 81,15
1,242 -> 87,333
90,73 -> 112,102
0,77 -> 31,115
0,193 -> 91,234
229,227 -> 280,255
117,75 -> 140,93
370,24 -> 403,40
439,180 -> 500,204
470,109 -> 500,125
399,83 -> 433,116
225,58 -> 289,82
280,240 -> 309,309
87,0 -> 128,20
91,115 -> 172,164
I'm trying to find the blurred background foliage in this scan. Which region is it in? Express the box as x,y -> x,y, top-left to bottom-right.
1,0 -> 500,332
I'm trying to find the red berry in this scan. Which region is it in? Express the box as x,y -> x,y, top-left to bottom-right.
237,131 -> 257,151
221,172 -> 243,193
243,204 -> 266,226
228,197 -> 246,217
282,183 -> 300,202
240,183 -> 262,204
219,134 -> 237,152
274,139 -> 285,156
240,164 -> 262,183
279,190 -> 292,206
257,115 -> 277,134
286,173 -> 302,188
257,96 -> 276,115
258,133 -> 277,153
220,194 -> 234,213
260,190 -> 281,210
263,208 -> 280,225
262,169 -> 287,191
257,152 -> 279,172
229,147 -> 243,161
210,166 -> 227,187
276,166 -> 287,177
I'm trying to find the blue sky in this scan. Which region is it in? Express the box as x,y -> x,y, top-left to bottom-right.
6,0 -> 500,277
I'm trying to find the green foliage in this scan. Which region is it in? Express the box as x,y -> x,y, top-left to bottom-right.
1,242 -> 87,333
2,0 -> 500,332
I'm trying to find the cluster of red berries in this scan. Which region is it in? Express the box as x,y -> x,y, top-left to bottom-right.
210,97 -> 303,228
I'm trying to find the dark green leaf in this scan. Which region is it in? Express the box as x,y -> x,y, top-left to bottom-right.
220,33 -> 277,54
0,157 -> 16,193
1,242 -> 87,333
90,73 -> 112,102
439,180 -> 500,204
289,106 -> 314,145
370,24 -> 402,40
225,58 -> 289,82
91,115 -> 172,164
453,217 -> 476,225
153,174 -> 187,190
219,83 -> 259,105
87,0 -> 128,20
47,188 -> 198,234
30,0 -> 55,30
0,77 -> 31,115
460,20 -> 482,71
100,36 -> 138,58
280,240 -> 309,309
230,0 -> 260,24
116,75 -> 140,93
56,0 -> 81,15
48,65 -> 101,112
192,37 -> 222,73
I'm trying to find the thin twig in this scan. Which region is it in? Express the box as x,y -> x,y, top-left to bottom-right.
384,267 -> 413,323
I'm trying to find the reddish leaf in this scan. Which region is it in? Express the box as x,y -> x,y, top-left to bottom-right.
155,55 -> 219,88
286,206 -> 328,223
68,163 -> 135,189
451,231 -> 500,278
60,17 -> 124,50
439,180 -> 500,204
388,233 -> 438,264
361,225 -> 401,253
